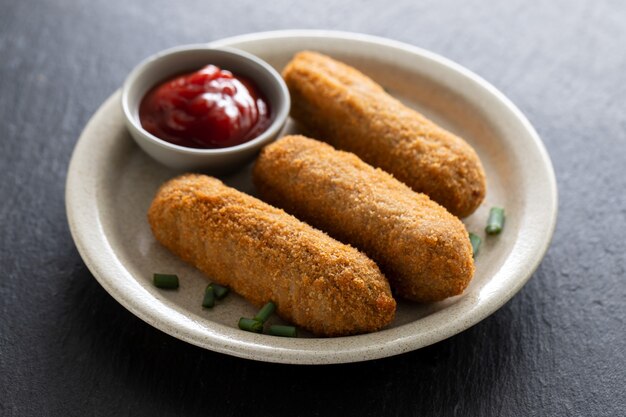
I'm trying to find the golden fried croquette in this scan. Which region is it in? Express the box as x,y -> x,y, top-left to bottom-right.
282,51 -> 486,218
253,136 -> 475,302
147,174 -> 396,336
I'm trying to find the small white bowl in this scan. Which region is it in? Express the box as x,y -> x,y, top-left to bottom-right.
121,45 -> 290,172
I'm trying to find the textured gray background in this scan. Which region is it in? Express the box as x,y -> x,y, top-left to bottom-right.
1,0 -> 625,416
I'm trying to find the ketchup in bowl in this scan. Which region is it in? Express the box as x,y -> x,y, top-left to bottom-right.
139,65 -> 271,149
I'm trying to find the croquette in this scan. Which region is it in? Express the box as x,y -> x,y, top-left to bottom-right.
253,136 -> 475,302
147,174 -> 396,336
282,51 -> 486,218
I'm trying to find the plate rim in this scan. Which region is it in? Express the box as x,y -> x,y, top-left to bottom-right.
66,30 -> 558,364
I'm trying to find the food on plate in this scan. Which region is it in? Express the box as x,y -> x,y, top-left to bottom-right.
253,135 -> 475,302
469,233 -> 482,258
485,206 -> 505,235
202,285 -> 216,308
147,174 -> 396,336
202,283 -> 229,308
211,283 -> 229,299
282,51 -> 486,217
238,301 -> 298,337
253,301 -> 276,323
152,273 -> 179,289
268,325 -> 297,337
238,317 -> 264,334
140,64 -> 271,149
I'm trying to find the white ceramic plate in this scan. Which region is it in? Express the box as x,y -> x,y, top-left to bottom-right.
66,30 -> 557,364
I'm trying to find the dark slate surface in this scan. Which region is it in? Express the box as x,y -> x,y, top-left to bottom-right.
1,0 -> 624,416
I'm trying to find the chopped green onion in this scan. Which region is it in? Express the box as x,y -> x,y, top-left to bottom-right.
268,325 -> 297,338
212,283 -> 230,300
153,273 -> 179,289
238,317 -> 263,333
254,301 -> 276,323
485,207 -> 505,235
202,285 -> 215,308
469,233 -> 481,258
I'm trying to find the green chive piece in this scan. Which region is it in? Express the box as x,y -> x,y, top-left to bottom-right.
469,233 -> 482,258
238,317 -> 263,333
202,285 -> 215,308
153,273 -> 179,289
212,283 -> 230,300
268,325 -> 297,338
485,207 -> 505,235
254,301 -> 276,323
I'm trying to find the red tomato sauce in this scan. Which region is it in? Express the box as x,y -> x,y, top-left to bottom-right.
139,65 -> 271,149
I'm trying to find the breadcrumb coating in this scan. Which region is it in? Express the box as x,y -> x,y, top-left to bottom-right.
147,174 -> 396,336
253,136 -> 475,302
282,51 -> 486,217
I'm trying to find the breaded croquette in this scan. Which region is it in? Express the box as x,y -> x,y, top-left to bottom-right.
253,136 -> 475,302
282,51 -> 486,218
147,174 -> 396,336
